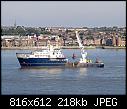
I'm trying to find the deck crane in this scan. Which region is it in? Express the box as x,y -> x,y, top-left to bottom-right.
75,30 -> 87,63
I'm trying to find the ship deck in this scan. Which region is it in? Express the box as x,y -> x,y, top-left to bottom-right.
65,62 -> 104,68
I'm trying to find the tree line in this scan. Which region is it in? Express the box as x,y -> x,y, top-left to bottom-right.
1,26 -> 51,36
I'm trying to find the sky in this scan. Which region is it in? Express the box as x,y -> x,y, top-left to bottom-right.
1,1 -> 126,27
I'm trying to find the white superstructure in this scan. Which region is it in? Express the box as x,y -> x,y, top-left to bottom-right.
16,44 -> 66,59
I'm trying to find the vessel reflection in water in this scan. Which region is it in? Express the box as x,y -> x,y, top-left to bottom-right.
19,67 -> 63,77
45,68 -> 62,74
79,68 -> 87,76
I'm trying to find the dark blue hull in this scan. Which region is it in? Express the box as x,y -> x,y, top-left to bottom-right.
17,58 -> 67,67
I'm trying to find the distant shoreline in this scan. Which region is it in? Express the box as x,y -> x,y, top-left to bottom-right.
1,46 -> 126,50
99,46 -> 126,49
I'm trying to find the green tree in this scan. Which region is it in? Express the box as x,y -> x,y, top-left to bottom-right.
16,26 -> 26,36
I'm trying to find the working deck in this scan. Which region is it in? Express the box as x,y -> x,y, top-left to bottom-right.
65,62 -> 104,68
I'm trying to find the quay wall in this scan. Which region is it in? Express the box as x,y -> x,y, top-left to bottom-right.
1,46 -> 126,50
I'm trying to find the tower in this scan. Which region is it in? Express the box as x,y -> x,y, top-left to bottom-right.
14,20 -> 16,28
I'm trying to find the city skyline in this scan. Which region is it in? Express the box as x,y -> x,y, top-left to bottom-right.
1,1 -> 126,27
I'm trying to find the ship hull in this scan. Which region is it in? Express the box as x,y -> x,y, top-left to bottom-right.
65,62 -> 104,68
17,58 -> 67,68
17,58 -> 104,68
77,63 -> 104,68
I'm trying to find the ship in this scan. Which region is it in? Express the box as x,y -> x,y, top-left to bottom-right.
16,30 -> 104,68
16,45 -> 68,67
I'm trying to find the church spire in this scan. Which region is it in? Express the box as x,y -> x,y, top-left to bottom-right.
14,19 -> 16,28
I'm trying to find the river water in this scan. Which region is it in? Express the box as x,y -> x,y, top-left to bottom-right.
1,49 -> 126,95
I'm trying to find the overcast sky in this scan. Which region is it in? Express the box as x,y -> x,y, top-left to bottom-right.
1,1 -> 126,27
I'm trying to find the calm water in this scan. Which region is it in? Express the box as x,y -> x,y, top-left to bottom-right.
1,49 -> 126,95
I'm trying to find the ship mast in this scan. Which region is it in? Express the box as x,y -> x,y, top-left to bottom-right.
75,30 -> 87,63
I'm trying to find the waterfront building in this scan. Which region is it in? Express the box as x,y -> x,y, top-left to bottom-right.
101,38 -> 106,45
112,36 -> 116,46
1,35 -> 20,39
94,38 -> 101,46
116,37 -> 121,46
83,39 -> 94,46
35,39 -> 48,46
121,39 -> 126,46
106,38 -> 113,46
